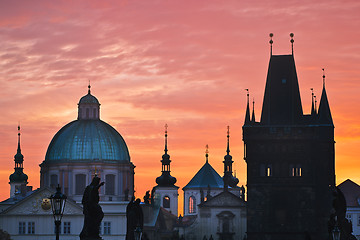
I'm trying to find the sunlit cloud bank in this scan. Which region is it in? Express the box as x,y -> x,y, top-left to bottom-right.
0,0 -> 360,207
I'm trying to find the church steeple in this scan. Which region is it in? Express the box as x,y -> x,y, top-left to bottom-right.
9,125 -> 28,197
223,126 -> 239,191
318,69 -> 333,125
156,124 -> 177,187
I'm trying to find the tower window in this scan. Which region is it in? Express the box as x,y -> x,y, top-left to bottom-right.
75,174 -> 86,195
189,196 -> 196,214
290,164 -> 302,177
27,222 -> 35,234
266,165 -> 272,177
63,222 -> 71,235
103,222 -> 111,235
19,222 -> 26,234
163,196 -> 170,208
105,174 -> 115,195
282,78 -> 287,84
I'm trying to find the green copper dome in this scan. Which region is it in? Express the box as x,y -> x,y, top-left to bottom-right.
45,119 -> 130,163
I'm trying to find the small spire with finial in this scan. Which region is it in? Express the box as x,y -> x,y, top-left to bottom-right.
245,89 -> 249,103
314,95 -> 317,114
17,124 -> 21,151
226,126 -> 230,155
290,33 -> 294,55
269,33 -> 274,55
311,88 -> 315,115
88,80 -> 91,94
205,144 -> 209,163
164,124 -> 168,154
322,68 -> 326,88
252,98 -> 256,122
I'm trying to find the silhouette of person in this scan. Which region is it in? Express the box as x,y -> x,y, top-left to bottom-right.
80,175 -> 105,240
126,198 -> 144,240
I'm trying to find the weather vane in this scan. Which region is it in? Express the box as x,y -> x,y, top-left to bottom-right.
269,33 -> 274,55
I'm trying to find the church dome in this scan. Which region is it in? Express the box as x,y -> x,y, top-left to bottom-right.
44,86 -> 130,163
45,120 -> 130,163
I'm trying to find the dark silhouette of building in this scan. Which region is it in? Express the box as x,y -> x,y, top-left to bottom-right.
243,34 -> 335,240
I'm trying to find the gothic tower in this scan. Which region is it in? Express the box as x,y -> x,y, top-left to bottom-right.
9,126 -> 29,197
153,124 -> 179,215
243,34 -> 335,240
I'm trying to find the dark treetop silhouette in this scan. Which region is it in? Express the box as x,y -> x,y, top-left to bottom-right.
80,176 -> 105,240
126,197 -> 144,240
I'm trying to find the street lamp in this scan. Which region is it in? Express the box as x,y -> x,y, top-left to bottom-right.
50,185 -> 67,240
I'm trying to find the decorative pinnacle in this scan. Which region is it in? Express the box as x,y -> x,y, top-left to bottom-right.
290,33 -> 294,55
226,126 -> 230,155
245,89 -> 249,103
314,95 -> 317,112
322,68 -> 326,88
164,124 -> 168,154
205,144 -> 209,163
269,33 -> 274,55
88,80 -> 91,94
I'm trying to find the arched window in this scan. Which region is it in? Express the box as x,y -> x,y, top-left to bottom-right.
86,108 -> 89,118
105,174 -> 115,195
189,196 -> 196,214
50,174 -> 58,189
75,174 -> 86,195
163,196 -> 170,208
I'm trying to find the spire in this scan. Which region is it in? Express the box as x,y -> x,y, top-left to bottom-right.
269,33 -> 274,56
164,124 -> 168,154
318,69 -> 333,125
226,126 -> 230,155
244,89 -> 251,125
10,125 -> 28,186
260,53 -> 303,125
156,124 -> 177,187
311,88 -> 315,116
290,33 -> 294,55
314,95 -> 317,114
205,144 -> 209,163
251,98 -> 256,123
223,126 -> 238,190
88,80 -> 91,94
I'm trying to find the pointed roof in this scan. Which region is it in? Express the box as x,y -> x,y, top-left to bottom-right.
318,84 -> 333,125
183,162 -> 224,190
244,90 -> 251,125
337,179 -> 360,207
251,99 -> 256,123
260,55 -> 303,125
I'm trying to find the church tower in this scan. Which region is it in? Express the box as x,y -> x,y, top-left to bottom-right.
153,124 -> 179,215
9,126 -> 29,197
243,34 -> 335,240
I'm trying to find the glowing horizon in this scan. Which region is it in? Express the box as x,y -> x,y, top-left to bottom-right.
1,1 -> 360,216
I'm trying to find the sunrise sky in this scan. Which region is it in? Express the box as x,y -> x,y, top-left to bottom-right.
1,0 -> 360,213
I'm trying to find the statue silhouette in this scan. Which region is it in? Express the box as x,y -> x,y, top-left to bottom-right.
80,176 -> 105,240
126,198 -> 144,240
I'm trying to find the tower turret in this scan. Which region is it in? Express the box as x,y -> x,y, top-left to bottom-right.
318,69 -> 333,125
78,84 -> 100,120
223,126 -> 239,190
9,126 -> 28,197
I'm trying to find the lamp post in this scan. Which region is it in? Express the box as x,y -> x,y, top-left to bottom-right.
50,185 -> 67,240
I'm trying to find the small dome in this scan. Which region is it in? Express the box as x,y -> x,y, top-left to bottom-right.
45,120 -> 130,163
9,171 -> 28,183
79,93 -> 99,104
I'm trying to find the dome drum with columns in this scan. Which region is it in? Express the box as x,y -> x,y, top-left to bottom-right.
40,85 -> 134,202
